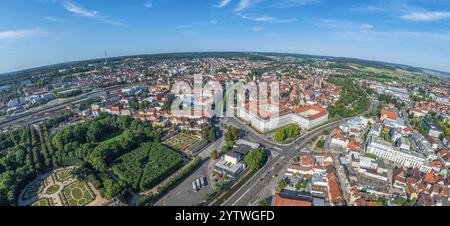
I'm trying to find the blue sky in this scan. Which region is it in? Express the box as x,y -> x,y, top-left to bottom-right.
1,0 -> 450,73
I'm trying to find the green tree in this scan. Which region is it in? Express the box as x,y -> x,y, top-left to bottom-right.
244,148 -> 265,171
258,198 -> 271,206
445,128 -> 450,137
202,126 -> 216,142
221,144 -> 232,154
102,178 -> 120,200
316,139 -> 325,149
210,150 -> 219,160
277,179 -> 287,191
274,130 -> 285,142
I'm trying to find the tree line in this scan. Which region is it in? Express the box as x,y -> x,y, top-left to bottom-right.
0,113 -> 182,205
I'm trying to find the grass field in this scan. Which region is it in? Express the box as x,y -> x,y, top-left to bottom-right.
45,185 -> 60,195
163,132 -> 205,151
62,181 -> 96,206
55,169 -> 74,182
31,198 -> 52,206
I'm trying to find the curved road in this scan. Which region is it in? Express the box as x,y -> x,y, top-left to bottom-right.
221,100 -> 375,206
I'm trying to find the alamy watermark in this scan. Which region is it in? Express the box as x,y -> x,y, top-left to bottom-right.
170,74 -> 281,125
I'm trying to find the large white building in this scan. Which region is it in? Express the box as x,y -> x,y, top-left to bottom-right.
365,136 -> 432,173
410,132 -> 437,161
239,102 -> 329,132
385,87 -> 411,102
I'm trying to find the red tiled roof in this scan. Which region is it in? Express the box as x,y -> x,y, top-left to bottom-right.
381,110 -> 397,121
300,155 -> 315,167
294,105 -> 328,121
327,169 -> 344,205
347,142 -> 361,150
273,194 -> 312,206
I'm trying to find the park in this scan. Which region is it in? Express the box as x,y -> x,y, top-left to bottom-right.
18,167 -> 105,206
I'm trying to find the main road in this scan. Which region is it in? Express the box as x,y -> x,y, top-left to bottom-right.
155,135 -> 225,206
221,100 -> 375,206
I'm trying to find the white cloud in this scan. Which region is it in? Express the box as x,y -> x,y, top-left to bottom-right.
98,18 -> 125,26
0,28 -> 48,41
241,14 -> 276,22
235,0 -> 256,12
401,11 -> 450,22
240,14 -> 297,23
176,24 -> 195,29
316,19 -> 373,31
63,1 -> 98,17
272,0 -> 319,8
61,1 -> 123,26
351,6 -> 387,12
252,26 -> 264,31
176,20 -> 218,30
43,16 -> 71,22
144,0 -> 153,8
217,0 -> 232,8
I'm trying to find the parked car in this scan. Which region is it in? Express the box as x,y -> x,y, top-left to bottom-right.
196,178 -> 201,189
192,181 -> 197,192
201,177 -> 207,187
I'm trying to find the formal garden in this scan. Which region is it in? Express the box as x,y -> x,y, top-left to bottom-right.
19,167 -> 101,206
163,132 -> 205,151
2,114 -> 177,206
31,198 -> 53,206
55,169 -> 73,182
60,181 -> 96,206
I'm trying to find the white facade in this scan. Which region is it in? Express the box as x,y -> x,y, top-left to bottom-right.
365,136 -> 432,173
292,112 -> 329,130
330,137 -> 348,148
239,107 -> 329,132
224,154 -> 240,165
239,107 -> 293,132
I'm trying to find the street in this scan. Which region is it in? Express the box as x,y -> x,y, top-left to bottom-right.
155,136 -> 224,206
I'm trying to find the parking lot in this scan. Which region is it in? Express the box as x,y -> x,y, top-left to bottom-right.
156,158 -> 214,206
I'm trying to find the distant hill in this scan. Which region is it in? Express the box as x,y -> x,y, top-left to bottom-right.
1,51 -> 449,78
417,68 -> 450,78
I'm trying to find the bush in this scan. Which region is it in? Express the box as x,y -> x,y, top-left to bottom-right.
210,150 -> 219,160
244,148 -> 265,171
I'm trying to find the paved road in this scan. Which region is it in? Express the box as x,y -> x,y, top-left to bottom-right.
155,136 -> 224,206
221,118 -> 347,206
221,99 -> 376,206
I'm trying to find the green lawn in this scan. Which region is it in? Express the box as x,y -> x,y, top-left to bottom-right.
55,169 -> 74,182
62,181 -> 96,206
46,185 -> 60,195
31,198 -> 52,206
163,132 -> 205,151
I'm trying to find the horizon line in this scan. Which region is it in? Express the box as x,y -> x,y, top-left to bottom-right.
1,51 -> 449,76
